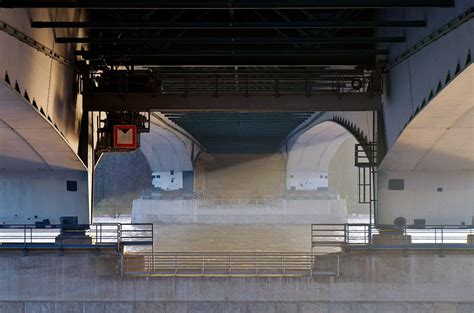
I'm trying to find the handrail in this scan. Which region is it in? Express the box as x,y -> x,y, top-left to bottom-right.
0,223 -> 153,249
121,252 -> 341,277
311,223 -> 474,250
83,69 -> 382,97
197,198 -> 283,208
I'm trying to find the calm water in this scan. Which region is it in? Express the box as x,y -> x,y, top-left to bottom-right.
94,214 -> 369,252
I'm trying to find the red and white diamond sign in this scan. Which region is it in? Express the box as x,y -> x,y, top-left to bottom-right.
113,125 -> 137,149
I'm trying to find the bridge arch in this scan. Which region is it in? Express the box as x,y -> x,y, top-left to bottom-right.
378,63 -> 473,225
287,121 -> 356,174
140,125 -> 193,174
286,120 -> 369,215
0,80 -> 88,224
93,117 -> 201,215
283,111 -> 375,158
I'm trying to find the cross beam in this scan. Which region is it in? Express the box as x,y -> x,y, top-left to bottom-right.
75,49 -> 389,58
1,0 -> 454,9
32,20 -> 427,29
56,36 -> 406,44
83,93 -> 382,112
82,55 -> 376,65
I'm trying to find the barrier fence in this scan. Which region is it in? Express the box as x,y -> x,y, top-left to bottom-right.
121,252 -> 340,277
0,223 -> 153,249
197,198 -> 282,208
311,223 -> 474,250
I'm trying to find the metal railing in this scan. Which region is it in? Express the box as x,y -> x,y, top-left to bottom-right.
311,223 -> 474,250
0,223 -> 153,249
121,252 -> 340,277
82,69 -> 382,97
354,143 -> 377,167
197,198 -> 283,209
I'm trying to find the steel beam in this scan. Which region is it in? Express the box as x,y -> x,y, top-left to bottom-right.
83,93 -> 382,112
56,36 -> 405,44
32,20 -> 427,29
75,49 -> 388,58
2,0 -> 455,9
84,55 -> 375,65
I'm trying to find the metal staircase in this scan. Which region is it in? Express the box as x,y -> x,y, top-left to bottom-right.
355,143 -> 378,224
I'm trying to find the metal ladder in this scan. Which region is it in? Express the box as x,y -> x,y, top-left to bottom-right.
355,143 -> 378,224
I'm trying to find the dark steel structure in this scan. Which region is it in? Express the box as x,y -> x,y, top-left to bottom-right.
0,0 -> 455,153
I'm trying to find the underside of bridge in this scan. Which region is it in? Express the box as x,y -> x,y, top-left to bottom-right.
0,0 -> 472,226
0,1 -> 474,311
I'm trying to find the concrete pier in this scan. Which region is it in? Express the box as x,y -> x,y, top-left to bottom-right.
132,199 -> 347,224
0,252 -> 472,312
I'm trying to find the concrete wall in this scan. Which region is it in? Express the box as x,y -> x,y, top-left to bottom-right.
0,171 -> 88,224
0,253 -> 472,312
286,171 -> 328,191
379,170 -> 474,226
0,300 -> 472,313
132,199 -> 347,224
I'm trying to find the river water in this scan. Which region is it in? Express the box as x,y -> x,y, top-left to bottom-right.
94,214 -> 369,252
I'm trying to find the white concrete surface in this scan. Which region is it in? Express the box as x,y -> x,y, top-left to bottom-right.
286,171 -> 328,191
132,199 -> 347,224
379,170 -> 474,226
0,171 -> 88,224
152,171 -> 184,191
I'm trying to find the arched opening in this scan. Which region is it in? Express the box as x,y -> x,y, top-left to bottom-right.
287,121 -> 369,223
140,125 -> 194,193
93,123 -> 193,219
